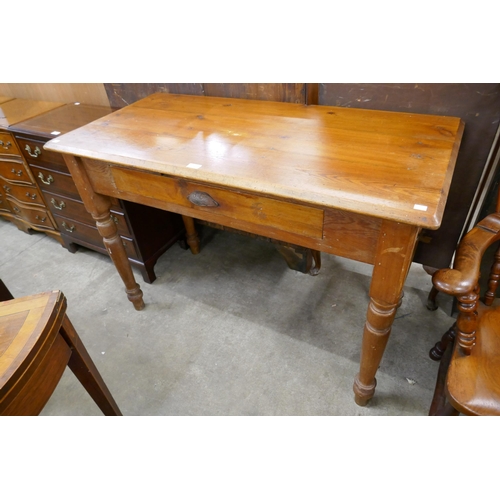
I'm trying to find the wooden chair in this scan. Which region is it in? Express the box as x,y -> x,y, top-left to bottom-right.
428,207 -> 500,415
0,289 -> 121,416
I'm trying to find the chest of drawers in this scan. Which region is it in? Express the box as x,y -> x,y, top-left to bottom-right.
9,103 -> 185,283
0,98 -> 65,241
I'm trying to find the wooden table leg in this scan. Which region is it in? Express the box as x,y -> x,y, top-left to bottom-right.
182,215 -> 201,254
353,221 -> 420,406
60,315 -> 122,416
62,154 -> 144,310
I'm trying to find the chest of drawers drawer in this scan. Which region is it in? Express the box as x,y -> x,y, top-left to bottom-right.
0,158 -> 32,184
0,131 -> 20,156
8,197 -> 55,229
1,182 -> 41,204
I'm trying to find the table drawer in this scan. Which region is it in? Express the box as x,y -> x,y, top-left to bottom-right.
30,165 -> 80,198
106,165 -> 324,239
1,182 -> 42,205
0,131 -> 20,156
8,197 -> 55,229
53,214 -> 137,259
15,136 -> 68,172
0,158 -> 32,184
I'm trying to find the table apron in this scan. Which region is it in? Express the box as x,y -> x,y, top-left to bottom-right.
83,159 -> 383,265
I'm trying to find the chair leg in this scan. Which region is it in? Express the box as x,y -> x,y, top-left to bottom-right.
59,315 -> 122,416
429,322 -> 457,361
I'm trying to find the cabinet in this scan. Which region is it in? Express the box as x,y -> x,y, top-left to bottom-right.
9,103 -> 185,283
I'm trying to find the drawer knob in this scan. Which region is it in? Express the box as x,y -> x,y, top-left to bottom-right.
35,215 -> 47,223
3,185 -> 11,193
0,140 -> 12,150
26,192 -> 37,200
13,206 -> 21,213
38,172 -> 54,185
51,198 -> 66,210
187,191 -> 219,207
11,169 -> 23,177
61,221 -> 75,232
25,144 -> 41,158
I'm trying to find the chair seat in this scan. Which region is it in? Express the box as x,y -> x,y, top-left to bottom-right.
447,305 -> 500,415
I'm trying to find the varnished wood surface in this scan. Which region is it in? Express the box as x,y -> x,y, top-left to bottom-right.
0,96 -> 15,105
0,84 -> 110,107
0,99 -> 64,129
9,103 -> 114,139
46,93 -> 463,229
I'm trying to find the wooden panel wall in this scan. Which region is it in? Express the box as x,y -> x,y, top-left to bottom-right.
104,83 -> 306,108
0,83 -> 110,107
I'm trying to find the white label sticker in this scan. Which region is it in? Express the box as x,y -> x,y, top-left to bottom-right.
51,139 -> 60,143
413,204 -> 428,211
50,131 -> 61,135
186,163 -> 202,169
74,102 -> 80,105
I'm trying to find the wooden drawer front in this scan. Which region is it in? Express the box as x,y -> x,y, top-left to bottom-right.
42,192 -> 131,236
1,182 -> 41,205
0,192 -> 11,213
8,198 -> 55,229
0,131 -> 20,156
108,166 -> 324,239
30,165 -> 80,199
53,214 -> 137,258
15,136 -> 68,172
0,158 -> 32,184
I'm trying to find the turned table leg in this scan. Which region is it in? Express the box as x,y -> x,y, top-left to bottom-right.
182,215 -> 200,254
353,221 -> 420,406
62,154 -> 144,311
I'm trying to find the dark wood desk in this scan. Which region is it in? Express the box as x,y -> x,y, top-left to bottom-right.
45,93 -> 464,406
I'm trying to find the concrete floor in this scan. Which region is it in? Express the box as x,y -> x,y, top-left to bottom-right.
0,217 -> 456,415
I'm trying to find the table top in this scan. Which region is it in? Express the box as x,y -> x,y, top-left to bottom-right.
9,102 -> 114,139
45,93 -> 464,229
0,98 -> 64,129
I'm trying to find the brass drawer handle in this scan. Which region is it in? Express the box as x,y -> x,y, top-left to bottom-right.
187,191 -> 219,207
51,198 -> 66,210
38,172 -> 54,185
3,185 -> 11,193
26,192 -> 37,200
61,221 -> 75,232
11,168 -> 23,177
35,215 -> 46,223
25,144 -> 41,158
111,215 -> 119,224
13,206 -> 21,213
0,140 -> 12,150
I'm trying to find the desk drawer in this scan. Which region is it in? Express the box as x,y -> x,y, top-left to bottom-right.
16,136 -> 68,172
53,214 -> 137,259
30,165 -> 80,198
106,165 -> 324,239
0,132 -> 20,156
43,192 -> 131,236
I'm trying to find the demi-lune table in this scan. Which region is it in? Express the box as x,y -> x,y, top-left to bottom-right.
44,93 -> 464,406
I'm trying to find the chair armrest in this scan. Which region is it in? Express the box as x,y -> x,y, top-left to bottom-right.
433,213 -> 500,296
